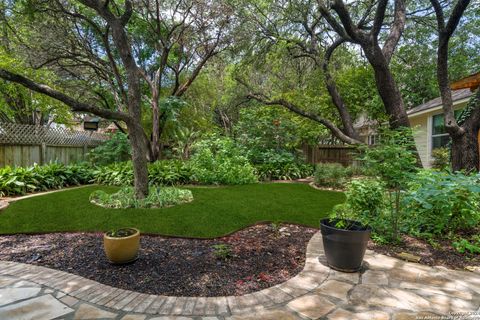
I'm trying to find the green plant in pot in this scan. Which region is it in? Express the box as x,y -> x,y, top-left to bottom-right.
320,204 -> 371,272
320,128 -> 418,272
103,228 -> 140,264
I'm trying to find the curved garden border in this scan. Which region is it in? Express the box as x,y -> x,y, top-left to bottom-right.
0,232 -> 329,316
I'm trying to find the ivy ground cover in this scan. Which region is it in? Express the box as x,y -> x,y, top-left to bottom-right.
0,183 -> 344,238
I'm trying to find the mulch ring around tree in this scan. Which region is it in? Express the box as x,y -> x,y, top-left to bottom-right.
0,224 -> 316,297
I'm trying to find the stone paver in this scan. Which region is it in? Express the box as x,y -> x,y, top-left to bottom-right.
0,231 -> 479,319
0,294 -> 73,320
73,303 -> 117,319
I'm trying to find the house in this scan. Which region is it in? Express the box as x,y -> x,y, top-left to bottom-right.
408,88 -> 473,167
355,72 -> 479,168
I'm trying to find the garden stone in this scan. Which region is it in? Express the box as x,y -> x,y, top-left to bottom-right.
227,309 -> 299,320
286,294 -> 335,319
73,303 -> 117,319
0,294 -> 73,320
59,295 -> 79,307
426,294 -> 478,313
315,280 -> 353,300
328,270 -> 360,284
0,287 -> 41,306
392,311 -> 442,320
349,284 -> 430,310
361,270 -> 389,285
120,315 -> 147,320
327,308 -> 389,320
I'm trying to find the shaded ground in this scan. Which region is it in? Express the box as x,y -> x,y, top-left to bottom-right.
368,232 -> 480,270
0,224 -> 316,296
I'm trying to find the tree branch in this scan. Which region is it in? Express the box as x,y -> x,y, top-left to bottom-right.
0,69 -> 131,122
382,0 -> 406,63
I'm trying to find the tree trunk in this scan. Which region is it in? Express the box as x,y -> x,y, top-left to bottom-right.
364,45 -> 411,129
127,121 -> 150,199
151,97 -> 161,161
451,90 -> 480,172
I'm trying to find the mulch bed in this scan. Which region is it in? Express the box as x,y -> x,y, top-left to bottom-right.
368,232 -> 480,270
0,224 -> 316,297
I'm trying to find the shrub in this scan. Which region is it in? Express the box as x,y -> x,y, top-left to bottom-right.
255,161 -> 313,181
314,163 -> 352,189
90,186 -> 193,209
332,178 -> 392,243
88,132 -> 131,166
93,162 -> 134,186
189,136 -> 257,185
357,128 -> 418,242
431,147 -> 450,170
402,171 -> 480,238
93,160 -> 193,186
0,163 -> 94,196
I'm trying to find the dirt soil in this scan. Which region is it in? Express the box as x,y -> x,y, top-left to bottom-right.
0,224 -> 316,296
368,232 -> 480,270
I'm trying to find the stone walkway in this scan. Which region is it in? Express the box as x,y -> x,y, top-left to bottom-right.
0,231 -> 479,320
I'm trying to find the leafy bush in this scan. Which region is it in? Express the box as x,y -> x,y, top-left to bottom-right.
93,162 -> 134,186
314,163 -> 352,189
255,161 -> 313,181
357,128 -> 418,242
88,132 -> 131,166
189,136 -> 257,185
403,171 -> 480,238
90,186 -> 193,209
333,178 -> 393,243
149,160 -> 193,185
0,163 -> 94,196
452,236 -> 480,254
93,160 -> 193,186
431,147 -> 450,170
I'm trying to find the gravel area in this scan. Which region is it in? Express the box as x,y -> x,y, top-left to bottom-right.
0,224 -> 316,296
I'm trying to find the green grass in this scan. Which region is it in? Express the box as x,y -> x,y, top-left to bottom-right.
0,183 -> 345,238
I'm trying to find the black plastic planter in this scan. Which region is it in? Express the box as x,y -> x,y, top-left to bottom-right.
320,218 -> 371,272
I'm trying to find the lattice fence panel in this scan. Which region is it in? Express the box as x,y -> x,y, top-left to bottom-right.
0,122 -> 109,147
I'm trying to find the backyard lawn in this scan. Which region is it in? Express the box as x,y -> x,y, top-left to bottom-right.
0,183 -> 344,238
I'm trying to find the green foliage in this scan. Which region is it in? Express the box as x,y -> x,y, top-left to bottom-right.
357,128 -> 419,242
90,186 -> 193,209
431,147 -> 450,171
88,132 -> 131,166
106,228 -> 137,238
189,136 -> 257,185
211,243 -> 232,260
149,160 -> 193,185
254,153 -> 313,181
0,163 -> 94,196
452,236 -> 480,255
93,160 -> 192,186
403,171 -> 480,238
314,163 -> 353,189
332,178 -> 392,243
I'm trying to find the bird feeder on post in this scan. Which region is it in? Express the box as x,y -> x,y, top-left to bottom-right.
83,117 -> 100,131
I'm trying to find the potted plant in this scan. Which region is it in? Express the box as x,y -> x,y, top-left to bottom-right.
320,217 -> 371,272
103,228 -> 140,264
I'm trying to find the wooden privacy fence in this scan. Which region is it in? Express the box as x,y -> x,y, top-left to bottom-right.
302,144 -> 356,166
0,122 -> 109,167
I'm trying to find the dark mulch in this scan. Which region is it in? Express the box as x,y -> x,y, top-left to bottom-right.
368,232 -> 480,270
0,224 -> 316,296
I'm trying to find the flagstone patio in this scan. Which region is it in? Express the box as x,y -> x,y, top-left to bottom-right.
0,231 -> 479,320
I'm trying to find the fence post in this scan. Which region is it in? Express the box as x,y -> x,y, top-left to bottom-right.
40,142 -> 46,165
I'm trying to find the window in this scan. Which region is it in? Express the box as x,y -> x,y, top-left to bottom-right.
431,114 -> 450,149
431,109 -> 463,150
368,134 -> 378,145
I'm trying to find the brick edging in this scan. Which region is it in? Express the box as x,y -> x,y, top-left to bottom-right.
0,231 -> 330,316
